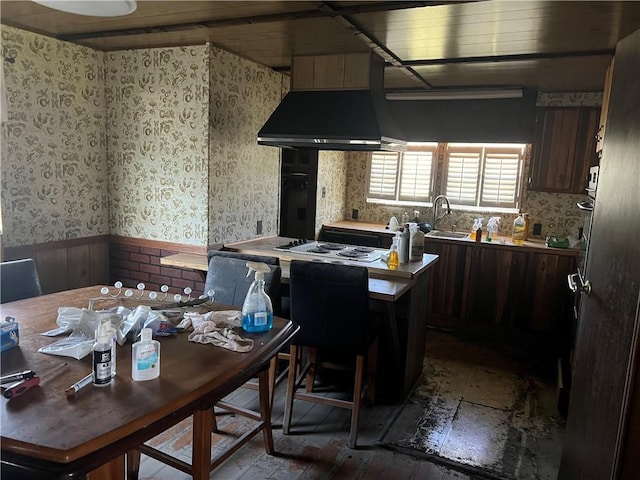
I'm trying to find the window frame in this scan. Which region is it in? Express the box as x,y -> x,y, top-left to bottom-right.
443,143 -> 525,210
366,142 -> 527,212
366,143 -> 437,205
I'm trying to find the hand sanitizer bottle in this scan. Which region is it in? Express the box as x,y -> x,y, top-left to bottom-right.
242,262 -> 273,333
132,328 -> 160,381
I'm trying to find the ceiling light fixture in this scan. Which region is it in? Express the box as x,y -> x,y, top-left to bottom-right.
386,88 -> 523,101
32,0 -> 137,17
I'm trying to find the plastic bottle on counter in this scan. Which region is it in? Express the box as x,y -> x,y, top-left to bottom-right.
131,328 -> 160,381
241,262 -> 273,333
523,213 -> 530,241
486,217 -> 500,242
470,218 -> 483,241
512,214 -> 526,245
388,233 -> 400,270
401,211 -> 410,224
397,224 -> 410,264
409,224 -> 424,261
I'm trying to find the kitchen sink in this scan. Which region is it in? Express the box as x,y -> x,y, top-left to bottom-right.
426,230 -> 469,239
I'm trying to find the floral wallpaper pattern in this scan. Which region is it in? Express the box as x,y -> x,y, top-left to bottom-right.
2,24 -> 287,249
207,47 -> 284,244
315,150 -> 348,236
1,26 -> 108,247
105,46 -> 210,245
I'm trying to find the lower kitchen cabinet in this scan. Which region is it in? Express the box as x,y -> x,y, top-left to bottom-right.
524,252 -> 575,333
425,239 -> 576,336
467,247 -> 529,328
424,240 -> 473,330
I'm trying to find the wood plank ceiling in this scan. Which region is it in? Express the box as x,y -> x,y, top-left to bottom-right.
2,1 -> 640,92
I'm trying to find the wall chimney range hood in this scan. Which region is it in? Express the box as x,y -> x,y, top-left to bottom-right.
257,53 -> 406,152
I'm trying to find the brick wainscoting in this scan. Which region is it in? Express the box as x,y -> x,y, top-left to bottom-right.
109,236 -> 209,296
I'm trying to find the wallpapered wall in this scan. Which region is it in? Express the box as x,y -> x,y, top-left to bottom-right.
207,47 -> 283,244
1,25 -> 287,248
315,150 -> 348,236
344,92 -> 602,239
105,46 -> 210,245
1,26 -> 108,248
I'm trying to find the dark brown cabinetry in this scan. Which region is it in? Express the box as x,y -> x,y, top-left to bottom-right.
530,107 -> 600,193
524,253 -> 575,333
425,239 -> 576,335
424,241 -> 473,330
467,247 -> 528,328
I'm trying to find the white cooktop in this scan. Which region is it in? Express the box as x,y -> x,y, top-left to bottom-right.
274,240 -> 384,263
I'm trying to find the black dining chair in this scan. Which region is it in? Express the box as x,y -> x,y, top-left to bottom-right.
283,260 -> 379,448
0,258 -> 42,304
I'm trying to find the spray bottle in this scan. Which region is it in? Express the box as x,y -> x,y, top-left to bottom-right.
241,262 -> 273,333
92,322 -> 112,387
487,217 -> 501,242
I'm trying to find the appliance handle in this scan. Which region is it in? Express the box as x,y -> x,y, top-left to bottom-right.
567,269 -> 592,295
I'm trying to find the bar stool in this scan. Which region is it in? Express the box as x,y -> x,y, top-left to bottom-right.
283,260 -> 379,448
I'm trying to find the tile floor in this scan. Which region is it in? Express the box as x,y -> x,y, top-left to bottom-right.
137,329 -> 565,479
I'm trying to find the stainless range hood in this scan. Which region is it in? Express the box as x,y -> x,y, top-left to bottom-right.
257,53 -> 406,152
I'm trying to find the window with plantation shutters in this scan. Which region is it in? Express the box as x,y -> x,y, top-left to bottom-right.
367,143 -> 436,203
399,150 -> 433,202
445,143 -> 525,209
445,147 -> 481,206
367,142 -> 525,210
480,148 -> 522,207
367,151 -> 399,200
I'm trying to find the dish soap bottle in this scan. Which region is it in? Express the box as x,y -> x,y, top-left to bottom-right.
132,328 -> 160,381
388,232 -> 400,269
242,261 -> 273,333
512,213 -> 526,245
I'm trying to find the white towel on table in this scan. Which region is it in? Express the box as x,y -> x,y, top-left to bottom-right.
184,311 -> 253,352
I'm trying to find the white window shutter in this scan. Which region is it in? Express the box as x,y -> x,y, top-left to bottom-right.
399,151 -> 433,202
481,149 -> 522,207
368,152 -> 399,200
445,148 -> 480,205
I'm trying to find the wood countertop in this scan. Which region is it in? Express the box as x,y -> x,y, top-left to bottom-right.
323,220 -> 581,257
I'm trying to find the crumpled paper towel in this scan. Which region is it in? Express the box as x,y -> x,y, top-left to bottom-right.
183,311 -> 253,352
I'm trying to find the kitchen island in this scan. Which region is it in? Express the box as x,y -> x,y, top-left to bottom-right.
224,236 -> 439,402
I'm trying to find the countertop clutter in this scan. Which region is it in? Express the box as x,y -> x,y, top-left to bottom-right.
321,220 -> 581,257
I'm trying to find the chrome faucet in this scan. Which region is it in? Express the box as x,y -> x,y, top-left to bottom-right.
432,195 -> 451,230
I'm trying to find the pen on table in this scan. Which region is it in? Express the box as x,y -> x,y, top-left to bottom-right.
64,373 -> 92,398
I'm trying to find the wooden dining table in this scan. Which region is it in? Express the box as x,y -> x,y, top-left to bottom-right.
0,286 -> 298,480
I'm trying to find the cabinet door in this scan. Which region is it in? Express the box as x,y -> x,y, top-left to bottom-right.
524,253 -> 575,333
424,240 -> 473,329
467,247 -> 529,328
530,107 -> 600,193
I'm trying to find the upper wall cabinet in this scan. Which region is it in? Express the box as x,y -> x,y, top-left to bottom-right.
596,59 -> 615,157
529,107 -> 600,194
